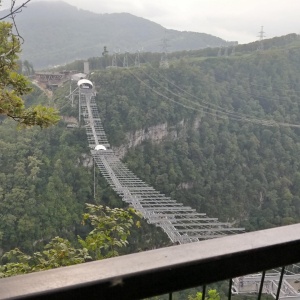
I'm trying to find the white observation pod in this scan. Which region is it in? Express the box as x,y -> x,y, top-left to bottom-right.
95,145 -> 106,151
77,79 -> 93,89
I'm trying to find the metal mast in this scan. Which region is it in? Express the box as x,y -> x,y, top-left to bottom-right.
78,83 -> 244,245
257,26 -> 266,51
231,43 -> 236,56
123,52 -> 129,68
224,44 -> 229,57
112,52 -> 118,68
218,45 -> 223,57
134,51 -> 140,68
160,33 -> 169,69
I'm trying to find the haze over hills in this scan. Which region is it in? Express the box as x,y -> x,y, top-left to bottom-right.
0,1 -> 228,69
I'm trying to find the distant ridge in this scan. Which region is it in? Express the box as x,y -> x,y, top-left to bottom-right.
0,1 -> 227,68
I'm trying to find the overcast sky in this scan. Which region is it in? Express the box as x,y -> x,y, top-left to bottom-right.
4,0 -> 300,44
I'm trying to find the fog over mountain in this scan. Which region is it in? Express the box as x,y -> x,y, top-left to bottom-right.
0,1 -> 227,68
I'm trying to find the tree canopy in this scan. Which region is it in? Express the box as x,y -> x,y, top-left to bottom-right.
0,204 -> 140,277
2,33 -> 300,262
0,20 -> 59,127
188,289 -> 220,300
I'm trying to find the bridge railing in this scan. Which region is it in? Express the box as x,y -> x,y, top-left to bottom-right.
1,223 -> 300,300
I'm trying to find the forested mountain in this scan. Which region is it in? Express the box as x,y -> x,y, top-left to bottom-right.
0,1 -> 227,69
2,34 -> 300,254
88,34 -> 300,233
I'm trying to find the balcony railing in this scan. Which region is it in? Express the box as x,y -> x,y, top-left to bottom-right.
1,223 -> 300,300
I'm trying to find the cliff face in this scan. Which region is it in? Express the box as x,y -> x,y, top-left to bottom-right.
113,122 -> 178,158
81,120 -> 184,165
112,117 -> 201,158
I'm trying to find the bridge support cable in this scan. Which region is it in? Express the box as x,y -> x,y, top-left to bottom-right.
79,85 -> 244,244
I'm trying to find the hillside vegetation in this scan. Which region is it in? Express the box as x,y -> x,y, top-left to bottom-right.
91,33 -> 300,231
0,1 -> 226,68
1,34 -> 300,253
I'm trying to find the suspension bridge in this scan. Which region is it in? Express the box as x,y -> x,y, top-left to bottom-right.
74,78 -> 300,298
77,78 -> 244,244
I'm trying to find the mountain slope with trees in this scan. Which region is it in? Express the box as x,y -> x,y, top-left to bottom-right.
2,34 -> 300,255
90,34 -> 300,231
0,1 -> 227,68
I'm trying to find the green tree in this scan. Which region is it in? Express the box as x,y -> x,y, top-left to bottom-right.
0,204 -> 140,278
78,204 -> 140,259
0,238 -> 90,277
0,21 -> 59,127
188,289 -> 220,300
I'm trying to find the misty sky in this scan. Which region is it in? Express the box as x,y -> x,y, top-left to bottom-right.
4,0 -> 300,44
